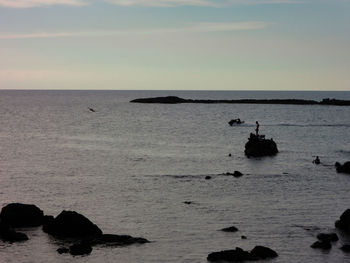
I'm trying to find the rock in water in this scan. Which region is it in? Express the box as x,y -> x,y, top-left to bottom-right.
207,247 -> 252,262
233,171 -> 243,178
250,246 -> 278,259
90,234 -> 149,246
335,162 -> 350,174
43,210 -> 102,238
0,203 -> 44,227
335,209 -> 350,232
317,233 -> 339,242
244,134 -> 278,157
69,242 -> 92,256
220,226 -> 238,232
207,246 -> 278,262
311,241 -> 332,249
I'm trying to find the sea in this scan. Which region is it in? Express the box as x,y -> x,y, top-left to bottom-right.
0,90 -> 350,263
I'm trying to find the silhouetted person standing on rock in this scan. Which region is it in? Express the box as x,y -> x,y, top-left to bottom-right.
255,121 -> 260,136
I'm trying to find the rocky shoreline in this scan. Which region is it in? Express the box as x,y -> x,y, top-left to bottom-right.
130,96 -> 350,106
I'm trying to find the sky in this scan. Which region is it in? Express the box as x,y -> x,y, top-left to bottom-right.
0,0 -> 349,90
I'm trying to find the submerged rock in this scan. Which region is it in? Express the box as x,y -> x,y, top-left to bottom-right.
205,176 -> 212,180
244,133 -> 278,157
220,226 -> 238,232
43,210 -> 102,238
335,162 -> 350,174
90,234 -> 149,246
0,203 -> 44,227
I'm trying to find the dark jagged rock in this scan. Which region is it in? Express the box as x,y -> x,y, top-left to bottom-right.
233,171 -> 243,178
317,233 -> 339,242
69,242 -> 92,256
90,234 -> 149,246
130,96 -> 350,106
221,226 -> 238,232
207,247 -> 252,262
183,201 -> 193,205
250,246 -> 278,259
335,162 -> 350,174
341,244 -> 350,252
311,241 -> 332,249
245,133 -> 278,157
0,222 -> 28,242
43,210 -> 102,238
205,176 -> 212,180
335,209 -> 350,232
241,235 -> 247,239
0,203 -> 44,227
57,247 -> 69,254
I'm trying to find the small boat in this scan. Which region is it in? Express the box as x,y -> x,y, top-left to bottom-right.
228,119 -> 244,126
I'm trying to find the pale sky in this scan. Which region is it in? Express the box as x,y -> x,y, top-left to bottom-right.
0,0 -> 349,90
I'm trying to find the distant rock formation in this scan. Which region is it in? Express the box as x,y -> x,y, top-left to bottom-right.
244,133 -> 278,157
335,162 -> 350,174
130,96 -> 350,106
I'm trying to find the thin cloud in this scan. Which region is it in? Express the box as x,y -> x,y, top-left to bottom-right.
0,21 -> 271,39
0,0 -> 87,8
0,0 -> 301,8
104,0 -> 301,7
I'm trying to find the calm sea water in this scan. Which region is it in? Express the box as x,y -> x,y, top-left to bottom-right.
0,90 -> 350,263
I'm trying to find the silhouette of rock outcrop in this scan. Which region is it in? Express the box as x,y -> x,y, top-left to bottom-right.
43,210 -> 102,238
0,203 -> 44,227
244,134 -> 278,157
335,162 -> 350,174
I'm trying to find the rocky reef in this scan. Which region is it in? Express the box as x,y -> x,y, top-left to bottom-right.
0,203 -> 149,256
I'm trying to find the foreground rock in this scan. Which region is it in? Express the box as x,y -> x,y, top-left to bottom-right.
0,203 -> 44,227
335,162 -> 350,174
0,221 -> 28,242
207,246 -> 278,262
335,209 -> 350,232
43,210 -> 102,238
245,133 -> 278,157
